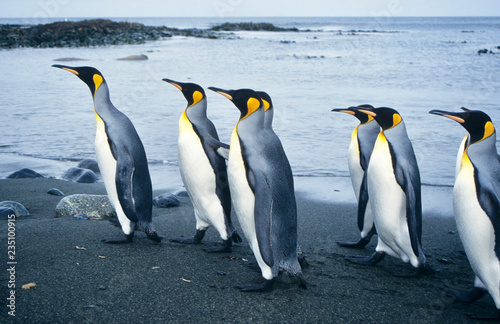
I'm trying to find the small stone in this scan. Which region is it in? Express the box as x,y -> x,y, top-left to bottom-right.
55,194 -> 116,219
77,159 -> 100,174
0,207 -> 15,220
98,286 -> 107,290
47,188 -> 65,196
0,201 -> 29,217
216,271 -> 227,276
6,168 -> 44,179
153,193 -> 181,208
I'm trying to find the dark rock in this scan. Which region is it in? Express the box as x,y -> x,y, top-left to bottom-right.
62,167 -> 98,183
55,194 -> 116,219
153,193 -> 181,208
6,168 -> 44,179
47,188 -> 65,196
77,159 -> 100,173
0,207 -> 15,220
210,22 -> 299,32
0,201 -> 29,217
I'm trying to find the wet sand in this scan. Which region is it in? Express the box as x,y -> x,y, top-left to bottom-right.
0,178 -> 493,323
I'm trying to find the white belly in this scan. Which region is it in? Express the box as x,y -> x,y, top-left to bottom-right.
94,115 -> 132,234
454,153 -> 500,307
178,119 -> 228,239
367,134 -> 418,266
228,128 -> 273,279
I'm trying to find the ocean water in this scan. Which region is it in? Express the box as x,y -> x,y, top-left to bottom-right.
0,17 -> 499,207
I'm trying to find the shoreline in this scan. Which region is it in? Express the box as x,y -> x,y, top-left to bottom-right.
0,177 -> 491,323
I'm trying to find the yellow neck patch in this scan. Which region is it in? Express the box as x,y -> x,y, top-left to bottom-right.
190,90 -> 204,107
482,121 -> 495,141
93,74 -> 103,95
391,113 -> 402,128
241,97 -> 261,120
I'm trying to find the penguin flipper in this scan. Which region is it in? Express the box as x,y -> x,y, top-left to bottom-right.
250,169 -> 274,269
476,180 -> 500,258
357,173 -> 370,232
114,149 -> 139,223
393,159 -> 422,258
205,136 -> 230,160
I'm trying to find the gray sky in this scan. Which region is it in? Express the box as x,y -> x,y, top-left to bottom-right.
1,0 -> 498,18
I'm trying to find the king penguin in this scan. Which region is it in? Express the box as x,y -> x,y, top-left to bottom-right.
346,106 -> 431,276
53,65 -> 161,244
208,87 -> 306,291
162,78 -> 241,252
331,105 -> 379,249
430,108 -> 500,320
257,90 -> 308,268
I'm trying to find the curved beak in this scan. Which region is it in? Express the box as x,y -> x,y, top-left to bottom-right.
52,64 -> 79,75
208,87 -> 233,101
429,109 -> 465,124
331,108 -> 355,115
162,78 -> 183,91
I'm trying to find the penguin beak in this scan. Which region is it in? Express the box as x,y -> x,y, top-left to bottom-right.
162,78 -> 183,91
429,110 -> 465,124
332,108 -> 356,116
52,64 -> 79,76
208,87 -> 233,101
331,108 -> 355,115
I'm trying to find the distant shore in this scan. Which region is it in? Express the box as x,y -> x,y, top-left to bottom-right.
0,176 -> 495,323
0,19 -> 299,48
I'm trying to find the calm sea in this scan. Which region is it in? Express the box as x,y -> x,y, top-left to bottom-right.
0,17 -> 499,206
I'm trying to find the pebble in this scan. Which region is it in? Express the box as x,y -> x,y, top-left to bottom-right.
0,201 -> 29,217
153,193 -> 181,208
47,188 -> 65,196
0,207 -> 16,220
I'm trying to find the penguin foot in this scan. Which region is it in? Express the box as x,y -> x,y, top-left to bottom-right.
443,285 -> 487,303
170,229 -> 206,244
336,237 -> 371,249
236,279 -> 274,292
298,255 -> 309,269
202,239 -> 232,253
146,231 -> 163,243
346,251 -> 385,266
465,309 -> 500,321
391,263 -> 434,277
101,233 -> 134,244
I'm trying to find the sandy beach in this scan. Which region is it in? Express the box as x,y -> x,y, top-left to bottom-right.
0,177 -> 493,323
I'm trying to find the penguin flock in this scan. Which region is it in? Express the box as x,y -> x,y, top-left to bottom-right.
53,65 -> 499,319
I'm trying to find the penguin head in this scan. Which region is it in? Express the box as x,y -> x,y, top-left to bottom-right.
208,87 -> 263,120
332,104 -> 375,124
357,106 -> 402,130
429,108 -> 495,144
52,65 -> 105,97
162,78 -> 206,107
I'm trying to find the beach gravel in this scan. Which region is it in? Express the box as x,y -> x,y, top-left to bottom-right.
0,178 -> 494,323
